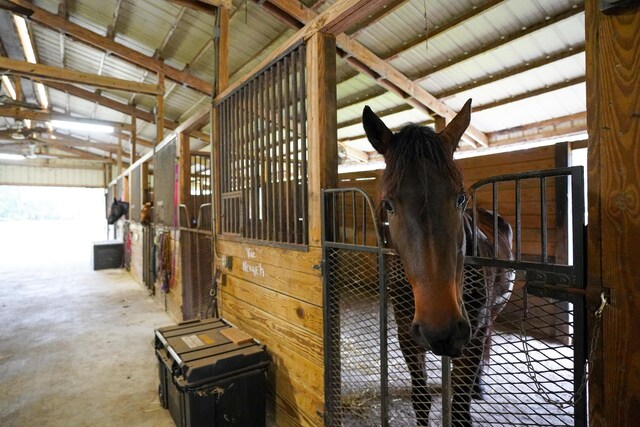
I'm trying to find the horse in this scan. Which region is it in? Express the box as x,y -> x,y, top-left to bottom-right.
362,99 -> 515,426
140,202 -> 153,226
107,198 -> 129,224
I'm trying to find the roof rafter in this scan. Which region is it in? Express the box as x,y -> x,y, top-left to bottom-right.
0,56 -> 163,95
6,0 -> 213,94
0,106 -> 134,131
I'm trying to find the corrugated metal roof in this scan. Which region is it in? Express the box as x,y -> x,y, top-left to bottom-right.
1,0 -> 588,170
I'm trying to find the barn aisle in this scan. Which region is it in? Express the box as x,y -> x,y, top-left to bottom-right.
0,219 -> 174,427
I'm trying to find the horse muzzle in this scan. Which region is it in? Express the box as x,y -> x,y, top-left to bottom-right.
411,317 -> 471,357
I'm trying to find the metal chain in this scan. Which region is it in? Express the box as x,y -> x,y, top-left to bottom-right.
520,291 -> 608,409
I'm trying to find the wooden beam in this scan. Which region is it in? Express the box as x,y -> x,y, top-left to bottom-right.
0,57 -> 163,95
156,73 -> 165,144
35,135 -> 117,151
178,131 -> 191,209
411,4 -> 585,81
306,32 -> 338,248
257,0 -> 488,146
0,106 -> 134,131
130,115 -> 137,164
6,0 -> 213,95
196,0 -> 232,8
106,0 -> 123,39
485,112 -> 586,147
41,81 -> 209,141
117,135 -> 122,174
166,0 -> 217,15
585,1 -> 640,425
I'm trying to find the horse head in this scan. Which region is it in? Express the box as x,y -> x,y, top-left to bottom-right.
108,198 -> 129,225
140,202 -> 153,225
362,99 -> 473,357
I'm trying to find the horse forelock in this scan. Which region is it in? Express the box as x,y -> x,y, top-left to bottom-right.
380,124 -> 463,201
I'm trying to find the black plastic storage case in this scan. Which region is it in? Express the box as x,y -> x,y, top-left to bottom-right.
92,240 -> 123,270
155,318 -> 269,427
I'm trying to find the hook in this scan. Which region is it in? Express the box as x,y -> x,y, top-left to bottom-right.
595,291 -> 609,319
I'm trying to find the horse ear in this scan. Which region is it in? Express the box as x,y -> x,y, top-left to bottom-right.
113,197 -> 117,203
439,99 -> 472,154
363,106 -> 393,155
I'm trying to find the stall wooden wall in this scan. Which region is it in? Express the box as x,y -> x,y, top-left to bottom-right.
585,1 -> 640,424
214,33 -> 337,427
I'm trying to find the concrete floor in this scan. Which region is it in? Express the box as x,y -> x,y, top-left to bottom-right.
0,220 -> 175,426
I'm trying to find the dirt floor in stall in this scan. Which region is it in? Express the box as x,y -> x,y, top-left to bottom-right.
0,219 -> 175,427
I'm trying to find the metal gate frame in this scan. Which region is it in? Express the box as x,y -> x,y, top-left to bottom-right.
322,166 -> 587,426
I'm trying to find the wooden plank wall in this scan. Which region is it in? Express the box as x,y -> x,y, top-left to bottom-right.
214,33 -> 337,427
585,1 -> 640,424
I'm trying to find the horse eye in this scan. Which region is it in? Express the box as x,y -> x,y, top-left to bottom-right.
456,194 -> 467,207
382,199 -> 395,214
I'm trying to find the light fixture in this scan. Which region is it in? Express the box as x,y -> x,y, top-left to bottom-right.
0,153 -> 26,161
1,76 -> 17,100
50,120 -> 114,133
13,15 -> 49,109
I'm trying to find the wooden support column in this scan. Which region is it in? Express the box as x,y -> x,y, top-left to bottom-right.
141,161 -> 149,203
156,73 -> 165,145
306,32 -> 338,248
117,135 -> 123,175
585,1 -> 640,425
212,6 -> 230,235
130,116 -> 137,164
179,132 -> 191,221
217,7 -> 230,94
434,115 -> 446,132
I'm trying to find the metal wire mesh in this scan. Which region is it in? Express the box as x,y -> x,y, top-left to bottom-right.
323,169 -> 586,426
130,164 -> 142,222
154,140 -> 176,227
180,204 -> 214,320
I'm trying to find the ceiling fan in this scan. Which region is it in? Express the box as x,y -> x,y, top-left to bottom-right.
0,139 -> 58,160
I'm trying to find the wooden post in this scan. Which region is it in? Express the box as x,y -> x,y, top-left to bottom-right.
157,73 -> 165,144
217,7 -> 230,94
179,132 -> 191,223
141,161 -> 149,203
117,135 -> 123,175
585,1 -> 640,425
130,116 -> 137,164
306,32 -> 338,248
212,6 -> 230,236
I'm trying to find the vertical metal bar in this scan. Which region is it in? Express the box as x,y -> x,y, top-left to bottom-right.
283,55 -> 292,243
362,194 -> 367,245
442,356 -> 452,427
264,69 -> 272,241
241,86 -> 249,237
541,177 -> 548,263
300,44 -> 308,245
251,78 -> 259,240
352,190 -> 357,244
472,188 -> 478,257
270,65 -> 278,241
277,59 -> 284,242
341,192 -> 346,243
492,181 -> 499,258
379,249 -> 388,427
516,178 -> 522,262
258,72 -> 266,241
291,48 -> 300,244
332,192 -> 337,242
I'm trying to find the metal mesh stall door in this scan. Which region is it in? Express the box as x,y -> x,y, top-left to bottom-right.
180,204 -> 214,320
459,266 -> 578,426
325,247 -> 385,426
